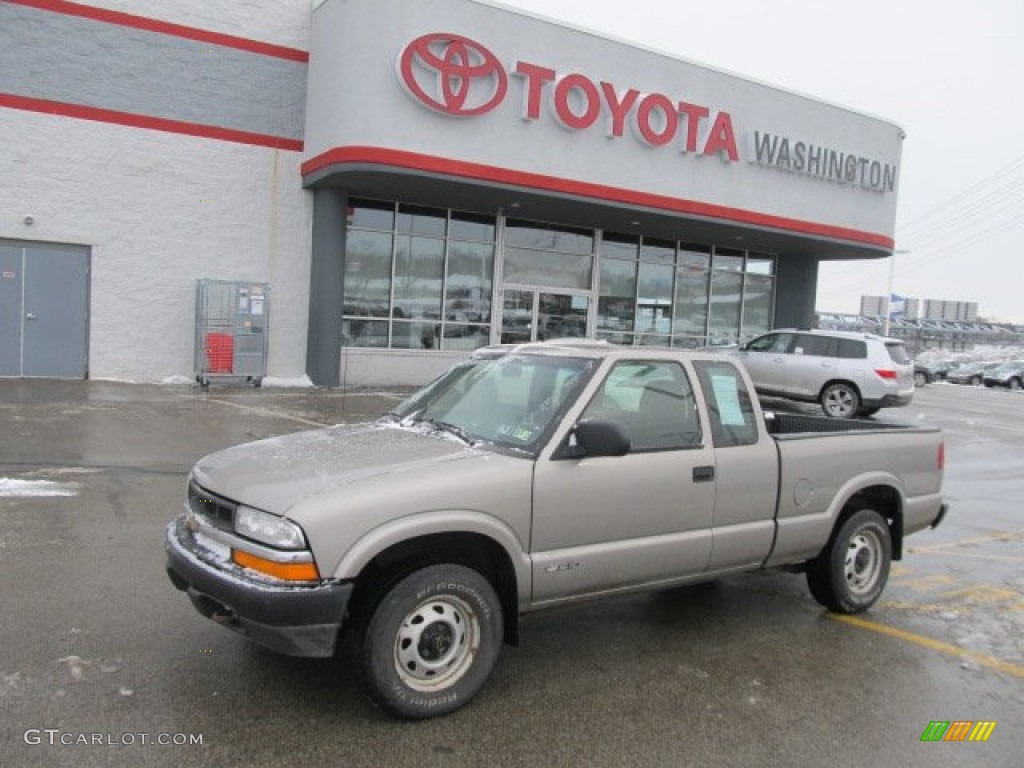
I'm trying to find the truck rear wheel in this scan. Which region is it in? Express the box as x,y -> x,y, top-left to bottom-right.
807,509 -> 891,613
360,564 -> 502,719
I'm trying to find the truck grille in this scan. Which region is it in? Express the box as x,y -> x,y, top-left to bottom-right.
187,481 -> 236,532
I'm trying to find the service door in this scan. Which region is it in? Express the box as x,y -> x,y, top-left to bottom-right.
0,242 -> 89,378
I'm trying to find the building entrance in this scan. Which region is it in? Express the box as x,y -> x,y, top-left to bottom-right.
500,286 -> 590,344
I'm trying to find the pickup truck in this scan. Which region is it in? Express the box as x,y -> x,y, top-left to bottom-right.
165,342 -> 947,719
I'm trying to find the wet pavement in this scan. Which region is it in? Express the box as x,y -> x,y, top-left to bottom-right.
0,378 -> 1021,767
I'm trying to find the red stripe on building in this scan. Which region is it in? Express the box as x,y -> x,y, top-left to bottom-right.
302,146 -> 895,250
6,0 -> 309,62
1,93 -> 304,151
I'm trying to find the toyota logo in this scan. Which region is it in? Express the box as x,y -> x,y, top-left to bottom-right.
398,33 -> 508,116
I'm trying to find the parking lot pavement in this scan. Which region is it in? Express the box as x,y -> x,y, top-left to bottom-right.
1,378 -> 1022,768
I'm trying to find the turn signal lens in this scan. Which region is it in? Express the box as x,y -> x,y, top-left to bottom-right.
938,442 -> 945,471
232,550 -> 320,582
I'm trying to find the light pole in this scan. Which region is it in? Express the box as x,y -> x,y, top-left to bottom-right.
883,248 -> 910,337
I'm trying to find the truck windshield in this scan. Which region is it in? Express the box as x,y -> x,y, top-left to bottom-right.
388,354 -> 596,455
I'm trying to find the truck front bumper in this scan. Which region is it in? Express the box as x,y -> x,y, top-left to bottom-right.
164,518 -> 352,658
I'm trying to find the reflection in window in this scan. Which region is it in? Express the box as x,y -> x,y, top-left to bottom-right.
674,263 -> 709,337
505,219 -> 593,254
636,261 -> 673,339
344,199 -> 495,351
742,273 -> 773,339
504,247 -> 592,290
597,258 -> 637,342
709,270 -> 742,345
343,230 -> 392,317
393,235 -> 444,320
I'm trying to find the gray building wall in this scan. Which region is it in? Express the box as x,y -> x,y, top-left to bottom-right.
774,256 -> 819,329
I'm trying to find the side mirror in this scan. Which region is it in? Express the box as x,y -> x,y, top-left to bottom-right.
566,418 -> 631,458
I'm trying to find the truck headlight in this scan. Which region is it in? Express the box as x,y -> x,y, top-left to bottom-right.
234,506 -> 307,550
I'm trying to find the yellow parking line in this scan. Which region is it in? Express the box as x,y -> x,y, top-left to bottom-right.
830,614 -> 1024,679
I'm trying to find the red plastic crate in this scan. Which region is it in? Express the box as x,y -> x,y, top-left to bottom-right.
204,332 -> 234,374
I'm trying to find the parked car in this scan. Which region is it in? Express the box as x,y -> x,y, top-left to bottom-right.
165,341 -> 946,719
923,360 -> 961,381
734,329 -> 914,419
914,363 -> 933,387
983,360 -> 1024,390
946,361 -> 1000,386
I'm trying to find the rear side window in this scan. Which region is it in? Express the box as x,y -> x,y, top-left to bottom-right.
693,361 -> 758,447
837,339 -> 867,359
794,334 -> 834,357
885,342 -> 909,364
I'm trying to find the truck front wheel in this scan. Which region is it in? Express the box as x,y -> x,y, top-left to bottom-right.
806,509 -> 892,613
360,564 -> 502,719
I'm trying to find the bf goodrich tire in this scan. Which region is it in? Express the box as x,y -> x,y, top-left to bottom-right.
360,564 -> 502,719
807,509 -> 892,613
820,382 -> 861,419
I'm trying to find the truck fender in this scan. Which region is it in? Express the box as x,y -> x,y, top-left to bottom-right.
330,509 -> 533,607
821,470 -> 905,548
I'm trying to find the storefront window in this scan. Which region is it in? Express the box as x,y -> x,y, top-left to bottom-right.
674,265 -> 710,341
709,268 -> 743,346
505,220 -> 593,254
342,201 -> 777,353
742,253 -> 775,339
397,204 -> 446,237
597,257 -> 637,343
393,235 -> 444,320
636,260 -> 674,342
343,230 -> 392,319
344,199 -> 495,350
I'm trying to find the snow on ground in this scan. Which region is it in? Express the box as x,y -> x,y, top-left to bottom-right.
0,479 -> 78,497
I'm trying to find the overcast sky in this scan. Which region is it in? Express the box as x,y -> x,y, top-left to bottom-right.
499,0 -> 1024,324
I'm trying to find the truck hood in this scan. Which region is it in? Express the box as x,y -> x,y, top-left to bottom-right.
191,421 -> 484,516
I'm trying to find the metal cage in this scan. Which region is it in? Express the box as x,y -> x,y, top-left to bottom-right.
194,279 -> 270,387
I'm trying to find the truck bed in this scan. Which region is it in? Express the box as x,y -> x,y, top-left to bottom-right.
764,411 -> 913,436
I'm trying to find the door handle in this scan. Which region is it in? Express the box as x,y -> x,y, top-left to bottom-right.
693,465 -> 715,483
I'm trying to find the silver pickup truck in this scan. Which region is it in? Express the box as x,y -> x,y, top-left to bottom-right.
165,342 -> 947,719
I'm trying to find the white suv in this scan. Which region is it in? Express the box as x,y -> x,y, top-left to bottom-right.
734,329 -> 914,418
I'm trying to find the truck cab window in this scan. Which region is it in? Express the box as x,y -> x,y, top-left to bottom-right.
582,361 -> 701,451
693,360 -> 758,447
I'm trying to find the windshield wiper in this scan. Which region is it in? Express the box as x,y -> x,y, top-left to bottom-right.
415,417 -> 475,445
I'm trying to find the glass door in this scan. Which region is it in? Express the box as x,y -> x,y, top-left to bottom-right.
500,286 -> 590,344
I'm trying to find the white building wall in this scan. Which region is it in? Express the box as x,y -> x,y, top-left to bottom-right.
0,109 -> 312,381
0,0 -> 313,381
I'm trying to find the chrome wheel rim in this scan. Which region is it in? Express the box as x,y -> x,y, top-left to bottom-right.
394,596 -> 480,692
824,387 -> 857,418
845,529 -> 883,596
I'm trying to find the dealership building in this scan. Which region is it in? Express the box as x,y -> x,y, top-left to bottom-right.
0,0 -> 903,386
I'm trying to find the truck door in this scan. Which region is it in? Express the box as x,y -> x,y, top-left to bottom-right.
691,360 -> 779,570
530,360 -> 715,605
